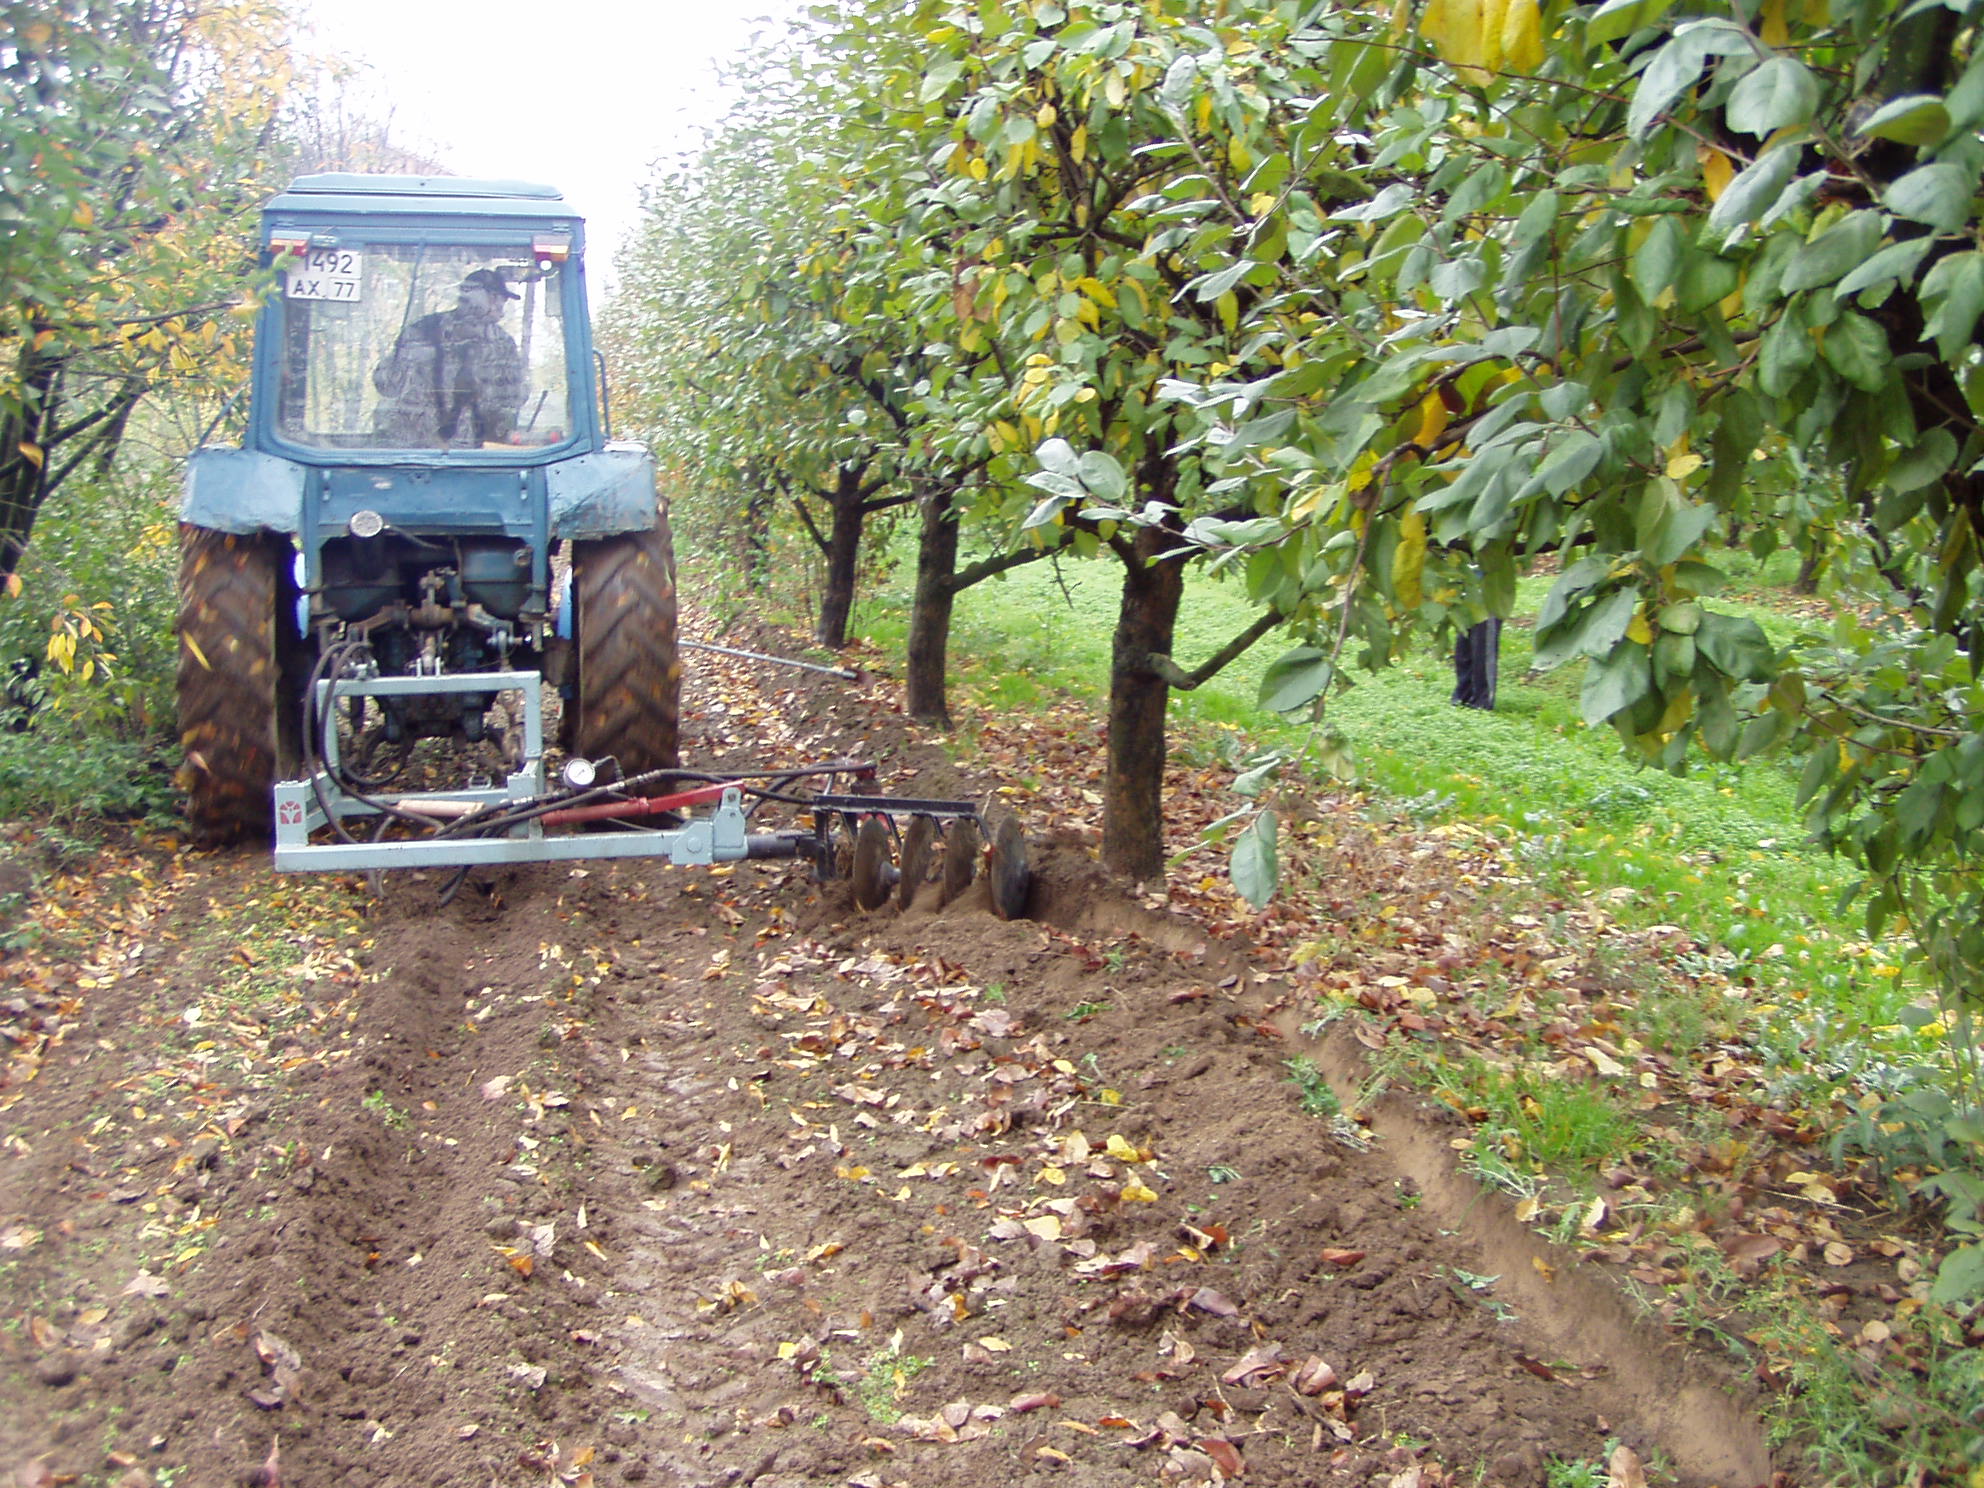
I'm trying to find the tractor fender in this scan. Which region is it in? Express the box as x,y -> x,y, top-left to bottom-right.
547,443 -> 660,539
182,448 -> 304,535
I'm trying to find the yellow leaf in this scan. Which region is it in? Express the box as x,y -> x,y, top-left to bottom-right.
1412,391 -> 1450,449
1121,1178 -> 1159,1203
1759,0 -> 1790,46
1039,1165 -> 1067,1186
978,1336 -> 1012,1352
1345,449 -> 1379,493
1105,1134 -> 1140,1163
1500,0 -> 1543,71
16,441 -> 43,469
1392,507 -> 1428,610
1700,147 -> 1734,202
1665,452 -> 1703,480
1626,613 -> 1655,646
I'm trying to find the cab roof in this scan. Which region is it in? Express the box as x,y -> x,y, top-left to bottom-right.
264,174 -> 576,222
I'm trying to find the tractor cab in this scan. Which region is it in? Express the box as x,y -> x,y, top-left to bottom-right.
252,176 -> 593,460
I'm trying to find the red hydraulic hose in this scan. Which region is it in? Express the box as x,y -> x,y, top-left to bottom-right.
540,780 -> 741,827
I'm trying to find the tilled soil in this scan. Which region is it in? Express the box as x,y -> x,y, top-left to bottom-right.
0,640 -> 1772,1488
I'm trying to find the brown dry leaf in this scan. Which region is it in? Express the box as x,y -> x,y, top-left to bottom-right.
1291,1356 -> 1338,1395
1220,1343 -> 1288,1387
1318,1247 -> 1366,1269
1606,1444 -> 1647,1488
1010,1391 -> 1061,1413
1823,1241 -> 1855,1267
1199,1436 -> 1245,1476
1188,1286 -> 1239,1317
1720,1233 -> 1781,1266
1512,1353 -> 1559,1383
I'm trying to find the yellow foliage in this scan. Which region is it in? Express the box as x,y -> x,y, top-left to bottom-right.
1412,391 -> 1450,449
1760,0 -> 1790,46
1392,508 -> 1428,609
1700,146 -> 1735,202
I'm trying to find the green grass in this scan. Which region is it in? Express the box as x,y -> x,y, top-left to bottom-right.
858,537 -> 1932,1084
846,536 -> 1976,1480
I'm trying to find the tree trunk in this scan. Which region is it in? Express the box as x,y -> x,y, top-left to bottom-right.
743,486 -> 772,585
1102,521 -> 1186,882
815,463 -> 865,649
0,349 -> 59,584
906,486 -> 959,726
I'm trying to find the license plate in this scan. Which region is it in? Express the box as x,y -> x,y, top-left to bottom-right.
283,248 -> 363,302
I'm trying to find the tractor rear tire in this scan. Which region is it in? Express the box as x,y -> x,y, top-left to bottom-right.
176,526 -> 308,846
567,517 -> 682,784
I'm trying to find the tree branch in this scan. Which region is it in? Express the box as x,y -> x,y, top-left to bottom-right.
1143,609 -> 1283,690
946,533 -> 1073,594
789,493 -> 831,556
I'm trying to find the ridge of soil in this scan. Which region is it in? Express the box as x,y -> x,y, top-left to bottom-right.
0,618 -> 1773,1488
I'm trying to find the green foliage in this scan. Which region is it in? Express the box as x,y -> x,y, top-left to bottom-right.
2,1 -> 297,572
1284,1056 -> 1339,1118
0,470 -> 180,825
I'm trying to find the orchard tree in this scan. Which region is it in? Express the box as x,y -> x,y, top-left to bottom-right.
0,0 -> 297,580
861,0 -> 1335,879
1018,0 -> 1984,1289
610,40 -> 932,650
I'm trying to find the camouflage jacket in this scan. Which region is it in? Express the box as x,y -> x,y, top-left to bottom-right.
372,309 -> 526,448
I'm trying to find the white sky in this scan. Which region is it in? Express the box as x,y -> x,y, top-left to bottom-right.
291,1 -> 797,292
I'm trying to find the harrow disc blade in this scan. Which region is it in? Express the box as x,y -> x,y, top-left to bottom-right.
898,814 -> 937,910
851,815 -> 893,911
939,817 -> 978,908
988,811 -> 1031,921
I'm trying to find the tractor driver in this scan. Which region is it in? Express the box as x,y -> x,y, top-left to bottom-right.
372,268 -> 528,448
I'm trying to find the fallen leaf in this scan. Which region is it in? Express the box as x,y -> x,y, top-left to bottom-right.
1187,1287 -> 1239,1317
1512,1353 -> 1558,1382
1292,1356 -> 1338,1395
1318,1247 -> 1365,1270
1606,1444 -> 1647,1488
1220,1343 -> 1287,1387
1198,1436 -> 1244,1476
122,1270 -> 169,1299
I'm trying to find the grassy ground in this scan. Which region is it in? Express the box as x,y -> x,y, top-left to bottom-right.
841,535 -> 1979,1483
857,541 -> 1924,1056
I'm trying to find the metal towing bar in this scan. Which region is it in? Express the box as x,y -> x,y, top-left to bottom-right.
269,666 -> 1031,916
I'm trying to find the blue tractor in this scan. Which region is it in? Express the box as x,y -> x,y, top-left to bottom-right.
176,173 -> 1029,914
177,174 -> 679,846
